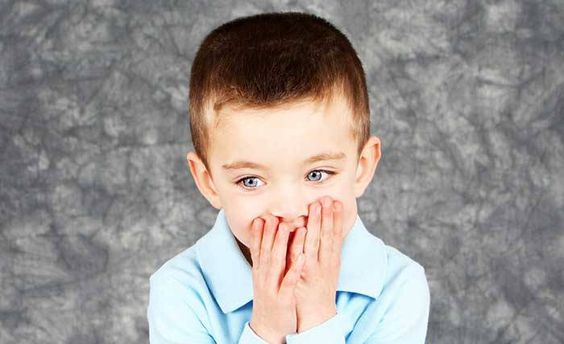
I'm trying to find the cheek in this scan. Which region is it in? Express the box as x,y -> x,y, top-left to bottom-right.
223,202 -> 263,248
326,183 -> 357,237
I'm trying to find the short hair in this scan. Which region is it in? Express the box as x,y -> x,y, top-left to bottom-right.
188,11 -> 371,173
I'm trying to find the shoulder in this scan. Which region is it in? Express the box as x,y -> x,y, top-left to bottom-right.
147,239 -> 219,341
371,237 -> 429,305
147,238 -> 215,329
382,243 -> 427,289
356,226 -> 429,310
361,229 -> 428,294
148,235 -> 212,309
149,237 -> 208,293
377,241 -> 430,333
362,238 -> 430,342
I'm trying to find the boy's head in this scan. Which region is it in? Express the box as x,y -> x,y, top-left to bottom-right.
186,12 -> 381,253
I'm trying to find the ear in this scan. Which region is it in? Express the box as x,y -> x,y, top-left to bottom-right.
353,136 -> 382,198
186,151 -> 222,209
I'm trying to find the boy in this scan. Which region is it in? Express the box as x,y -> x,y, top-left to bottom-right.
147,11 -> 430,344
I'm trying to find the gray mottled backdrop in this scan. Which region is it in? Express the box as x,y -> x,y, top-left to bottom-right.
1,1 -> 563,343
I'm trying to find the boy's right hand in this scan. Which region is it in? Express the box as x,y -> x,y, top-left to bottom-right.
248,215 -> 307,344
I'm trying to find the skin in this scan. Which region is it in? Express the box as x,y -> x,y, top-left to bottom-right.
187,92 -> 381,339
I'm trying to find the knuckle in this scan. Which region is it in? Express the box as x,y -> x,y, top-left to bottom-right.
334,200 -> 342,212
267,215 -> 279,229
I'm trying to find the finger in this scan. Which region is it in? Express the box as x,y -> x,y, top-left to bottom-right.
260,215 -> 279,267
319,196 -> 334,264
292,216 -> 306,229
250,217 -> 264,270
269,222 -> 291,288
289,226 -> 307,263
278,216 -> 305,233
304,201 -> 321,262
279,253 -> 305,297
332,200 -> 344,255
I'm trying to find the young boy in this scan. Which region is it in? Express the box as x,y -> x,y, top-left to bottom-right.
147,11 -> 430,344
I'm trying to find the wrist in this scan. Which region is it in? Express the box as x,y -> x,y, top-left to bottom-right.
297,306 -> 337,333
249,320 -> 285,344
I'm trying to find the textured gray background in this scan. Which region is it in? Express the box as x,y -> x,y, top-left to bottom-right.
1,0 -> 563,343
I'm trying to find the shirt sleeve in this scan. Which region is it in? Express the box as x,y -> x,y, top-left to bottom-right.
285,313 -> 345,344
365,264 -> 431,344
237,321 -> 270,344
147,274 -> 216,344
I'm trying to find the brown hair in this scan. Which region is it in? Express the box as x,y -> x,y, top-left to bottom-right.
188,11 -> 371,173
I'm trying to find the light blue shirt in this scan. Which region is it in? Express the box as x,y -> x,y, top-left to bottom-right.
147,208 -> 430,343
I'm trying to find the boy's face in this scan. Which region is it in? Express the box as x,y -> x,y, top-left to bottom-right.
187,93 -> 381,254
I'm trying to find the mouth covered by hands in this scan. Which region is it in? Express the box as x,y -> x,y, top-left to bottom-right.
247,195 -> 344,341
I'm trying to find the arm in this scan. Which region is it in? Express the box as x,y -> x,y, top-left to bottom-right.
238,321 -> 271,344
285,312 -> 345,344
147,274 -> 216,344
365,265 -> 431,344
241,314 -> 346,344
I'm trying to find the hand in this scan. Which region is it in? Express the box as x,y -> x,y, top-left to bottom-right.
249,215 -> 308,343
294,196 -> 344,333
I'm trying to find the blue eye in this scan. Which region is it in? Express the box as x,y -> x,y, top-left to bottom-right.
238,177 -> 264,189
235,169 -> 335,191
307,169 -> 334,182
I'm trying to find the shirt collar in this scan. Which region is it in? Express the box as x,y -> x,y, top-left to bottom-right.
197,208 -> 387,314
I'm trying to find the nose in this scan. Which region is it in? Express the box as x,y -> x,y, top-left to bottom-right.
269,185 -> 309,225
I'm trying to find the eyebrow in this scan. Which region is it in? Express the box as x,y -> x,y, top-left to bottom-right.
222,151 -> 346,171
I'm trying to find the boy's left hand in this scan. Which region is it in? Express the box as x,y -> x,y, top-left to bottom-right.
293,195 -> 344,333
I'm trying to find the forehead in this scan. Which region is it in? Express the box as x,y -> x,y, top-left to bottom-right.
208,95 -> 355,169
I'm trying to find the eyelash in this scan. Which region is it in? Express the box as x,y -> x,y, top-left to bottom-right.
235,169 -> 336,191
